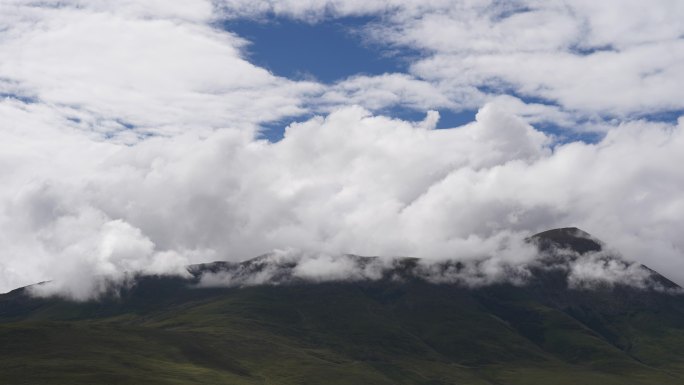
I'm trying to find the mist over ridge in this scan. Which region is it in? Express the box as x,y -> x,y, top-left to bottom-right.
24,227 -> 680,301
5,104 -> 684,299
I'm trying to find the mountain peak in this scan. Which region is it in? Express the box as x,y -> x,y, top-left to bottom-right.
529,227 -> 603,254
530,227 -> 603,254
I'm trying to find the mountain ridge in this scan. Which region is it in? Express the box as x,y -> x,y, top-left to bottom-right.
186,227 -> 678,293
2,228 -> 684,385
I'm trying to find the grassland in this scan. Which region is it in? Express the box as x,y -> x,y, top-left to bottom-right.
2,277 -> 684,384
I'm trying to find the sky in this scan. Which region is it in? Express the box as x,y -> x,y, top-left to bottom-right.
1,0 -> 684,299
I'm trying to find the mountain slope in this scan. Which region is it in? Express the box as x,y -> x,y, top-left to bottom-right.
1,228 -> 684,384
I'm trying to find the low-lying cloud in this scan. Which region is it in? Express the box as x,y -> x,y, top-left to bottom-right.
3,103 -> 683,300
196,243 -> 672,294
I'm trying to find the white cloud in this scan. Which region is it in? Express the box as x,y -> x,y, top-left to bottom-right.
0,1 -> 321,141
216,0 -> 684,125
24,209 -> 191,301
4,0 -> 682,135
2,0 -> 214,22
197,243 -> 664,290
566,252 -> 655,290
293,253 -> 386,281
320,73 -> 466,112
2,100 -> 684,298
197,246 -> 538,289
378,1 -> 684,118
1,1 -> 683,299
410,42 -> 684,116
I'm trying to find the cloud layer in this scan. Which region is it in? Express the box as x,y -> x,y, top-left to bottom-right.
218,0 -> 684,123
1,0 -> 683,299
196,245 -> 671,293
4,102 -> 684,299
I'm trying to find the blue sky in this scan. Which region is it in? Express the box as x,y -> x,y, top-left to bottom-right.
223,17 -> 522,141
222,15 -> 682,143
224,16 -> 470,141
224,16 -> 412,83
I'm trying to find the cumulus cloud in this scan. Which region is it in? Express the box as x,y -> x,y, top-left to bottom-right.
1,1 -> 683,300
4,0 -> 682,131
397,1 -> 684,119
0,0 -> 320,141
2,99 -> 684,299
27,215 -> 190,301
217,0 -> 684,127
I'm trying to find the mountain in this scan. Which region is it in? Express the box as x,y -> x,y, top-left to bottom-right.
1,228 -> 684,384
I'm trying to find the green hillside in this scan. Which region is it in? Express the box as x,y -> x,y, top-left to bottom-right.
1,229 -> 684,384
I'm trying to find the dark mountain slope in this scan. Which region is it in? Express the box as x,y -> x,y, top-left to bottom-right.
531,227 -> 603,253
1,228 -> 684,384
